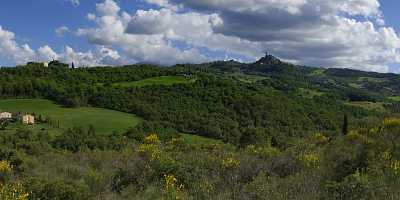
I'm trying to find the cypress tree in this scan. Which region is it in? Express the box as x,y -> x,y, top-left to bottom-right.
342,114 -> 348,135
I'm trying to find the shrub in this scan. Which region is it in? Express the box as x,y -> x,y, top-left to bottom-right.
0,182 -> 30,200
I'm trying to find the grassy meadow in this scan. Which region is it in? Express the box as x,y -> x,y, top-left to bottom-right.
113,76 -> 194,87
0,99 -> 141,135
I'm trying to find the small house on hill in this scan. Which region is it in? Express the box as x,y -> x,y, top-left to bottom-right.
0,112 -> 12,120
22,114 -> 35,125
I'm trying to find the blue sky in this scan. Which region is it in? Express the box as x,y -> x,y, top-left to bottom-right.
0,0 -> 399,72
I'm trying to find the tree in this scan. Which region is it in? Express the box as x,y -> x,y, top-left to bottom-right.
342,114 -> 348,135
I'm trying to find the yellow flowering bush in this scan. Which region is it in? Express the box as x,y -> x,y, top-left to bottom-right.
137,134 -> 162,160
390,160 -> 400,176
382,150 -> 392,161
222,157 -> 241,169
145,134 -> 161,145
137,143 -> 161,160
0,183 -> 30,200
300,152 -> 320,168
0,160 -> 13,183
345,131 -> 371,144
163,174 -> 185,200
383,118 -> 400,128
0,161 -> 12,174
311,133 -> 330,145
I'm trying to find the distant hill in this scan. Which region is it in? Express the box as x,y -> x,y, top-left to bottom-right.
1,54 -> 400,142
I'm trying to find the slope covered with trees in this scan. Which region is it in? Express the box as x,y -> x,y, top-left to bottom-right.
1,55 -> 400,199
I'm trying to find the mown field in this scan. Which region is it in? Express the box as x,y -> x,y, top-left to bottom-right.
0,99 -> 141,135
112,76 -> 194,87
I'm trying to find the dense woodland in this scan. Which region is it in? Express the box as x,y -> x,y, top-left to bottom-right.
1,56 -> 400,199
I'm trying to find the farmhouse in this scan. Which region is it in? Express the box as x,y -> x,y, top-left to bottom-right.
0,112 -> 12,120
22,114 -> 35,125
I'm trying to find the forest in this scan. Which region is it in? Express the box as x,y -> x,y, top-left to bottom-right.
1,55 -> 400,199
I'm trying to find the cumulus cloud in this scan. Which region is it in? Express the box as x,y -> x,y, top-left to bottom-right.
0,26 -> 35,64
76,1 -> 211,65
55,26 -> 70,37
96,0 -> 120,16
2,0 -> 400,72
139,0 -> 400,72
0,25 -> 124,67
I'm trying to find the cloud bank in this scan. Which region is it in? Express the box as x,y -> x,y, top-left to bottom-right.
1,0 -> 400,72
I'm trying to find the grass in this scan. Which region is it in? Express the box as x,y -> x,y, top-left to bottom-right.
113,76 -> 194,88
358,77 -> 385,83
309,69 -> 326,76
0,99 -> 141,135
346,101 -> 386,112
299,88 -> 324,98
2,122 -> 61,136
228,73 -> 267,83
181,134 -> 223,145
389,96 -> 400,102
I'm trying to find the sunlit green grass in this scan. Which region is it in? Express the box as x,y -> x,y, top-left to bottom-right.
0,99 -> 141,135
389,96 -> 400,102
181,133 -> 223,145
113,76 -> 194,87
346,101 -> 386,112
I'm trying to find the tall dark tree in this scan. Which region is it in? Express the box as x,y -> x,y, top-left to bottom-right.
342,114 -> 349,135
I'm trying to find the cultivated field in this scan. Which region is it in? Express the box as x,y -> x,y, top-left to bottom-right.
0,99 -> 141,135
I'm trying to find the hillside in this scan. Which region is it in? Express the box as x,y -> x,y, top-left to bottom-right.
1,56 -> 400,199
0,99 -> 141,135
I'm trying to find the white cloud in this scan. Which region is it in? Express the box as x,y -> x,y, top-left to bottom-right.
96,0 -> 120,16
77,1 -> 210,65
0,26 -> 35,64
38,45 -> 59,61
2,0 -> 400,72
0,25 -> 124,67
146,0 -> 399,72
55,26 -> 70,37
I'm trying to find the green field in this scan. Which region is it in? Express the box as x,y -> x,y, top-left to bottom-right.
346,101 -> 386,112
389,96 -> 400,102
181,133 -> 223,145
228,73 -> 267,83
113,76 -> 194,87
0,99 -> 141,135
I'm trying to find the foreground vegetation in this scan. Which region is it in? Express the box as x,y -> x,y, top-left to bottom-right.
2,55 -> 400,199
1,118 -> 400,199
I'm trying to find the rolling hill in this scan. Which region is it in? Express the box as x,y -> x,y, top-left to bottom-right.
0,99 -> 141,135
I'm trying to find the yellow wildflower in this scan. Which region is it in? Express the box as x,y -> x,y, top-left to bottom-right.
222,157 -> 240,169
383,118 -> 400,127
300,152 -> 320,168
163,174 -> 186,200
312,133 -> 329,145
391,160 -> 400,176
145,134 -> 161,145
382,150 -> 392,161
137,143 -> 161,160
0,161 -> 12,174
0,183 -> 30,200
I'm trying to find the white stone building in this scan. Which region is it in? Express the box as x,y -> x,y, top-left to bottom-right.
22,114 -> 35,125
0,112 -> 12,120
